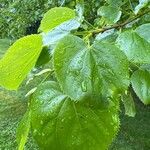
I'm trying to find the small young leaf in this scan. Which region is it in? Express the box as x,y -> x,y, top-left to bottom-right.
0,34 -> 43,90
122,93 -> 136,117
117,30 -> 150,64
131,69 -> 150,105
39,7 -> 76,33
97,6 -> 122,24
30,81 -> 120,150
16,110 -> 31,150
54,35 -> 129,100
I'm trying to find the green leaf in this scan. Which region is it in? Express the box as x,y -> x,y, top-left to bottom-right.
122,92 -> 136,117
54,35 -> 129,100
134,0 -> 150,14
30,81 -> 120,150
117,30 -> 150,64
0,34 -> 43,90
136,23 -> 150,43
131,69 -> 150,105
35,46 -> 51,67
39,7 -> 76,33
16,110 -> 31,150
42,19 -> 80,47
97,6 -> 122,24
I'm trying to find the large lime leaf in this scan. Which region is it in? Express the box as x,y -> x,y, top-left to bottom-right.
117,30 -> 150,64
131,69 -> 150,105
0,34 -> 42,90
30,81 -> 120,150
54,35 -> 129,100
39,7 -> 76,33
97,6 -> 122,24
16,110 -> 31,150
136,23 -> 150,43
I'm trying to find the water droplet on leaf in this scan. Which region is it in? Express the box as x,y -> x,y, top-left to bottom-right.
81,81 -> 87,92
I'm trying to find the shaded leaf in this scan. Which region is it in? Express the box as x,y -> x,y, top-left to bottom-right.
97,6 -> 122,24
117,30 -> 150,64
30,81 -> 120,150
136,23 -> 150,43
122,93 -> 136,117
131,69 -> 150,105
16,110 -> 31,150
0,34 -> 43,90
54,35 -> 129,100
36,46 -> 51,67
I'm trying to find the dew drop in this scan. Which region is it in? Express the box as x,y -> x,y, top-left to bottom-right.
81,81 -> 87,92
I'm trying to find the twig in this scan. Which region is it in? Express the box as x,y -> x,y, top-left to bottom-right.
91,9 -> 150,35
75,9 -> 150,36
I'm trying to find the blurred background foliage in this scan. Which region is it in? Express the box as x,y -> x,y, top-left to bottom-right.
1,0 -> 149,40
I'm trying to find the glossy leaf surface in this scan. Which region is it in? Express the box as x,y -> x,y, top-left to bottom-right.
131,69 -> 150,105
30,81 -> 120,150
117,30 -> 150,64
54,35 -> 129,100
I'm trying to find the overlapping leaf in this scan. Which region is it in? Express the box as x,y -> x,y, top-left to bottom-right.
134,0 -> 150,14
135,23 -> 150,43
117,24 -> 150,64
54,35 -> 129,100
30,81 -> 120,150
97,6 -> 122,24
131,69 -> 150,105
39,7 -> 76,33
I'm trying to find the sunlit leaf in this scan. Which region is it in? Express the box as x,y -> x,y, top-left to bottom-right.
39,7 -> 76,32
0,34 -> 43,90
